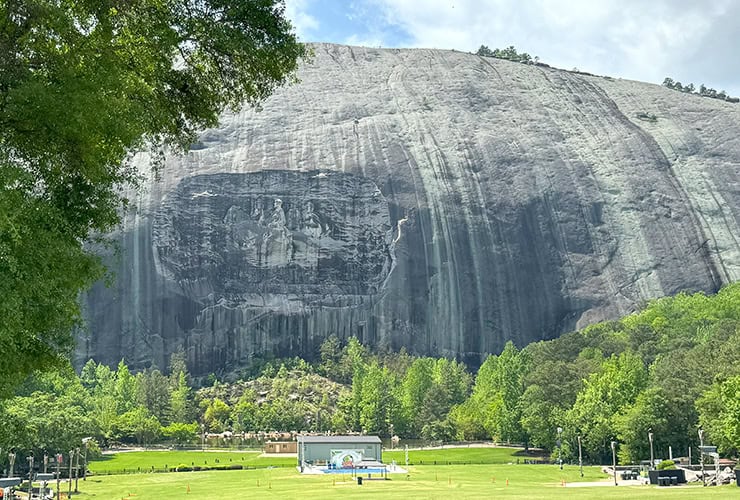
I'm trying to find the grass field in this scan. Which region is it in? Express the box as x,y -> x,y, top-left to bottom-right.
88,446 -> 527,473
73,464 -> 740,499
79,449 -> 740,499
89,450 -> 295,473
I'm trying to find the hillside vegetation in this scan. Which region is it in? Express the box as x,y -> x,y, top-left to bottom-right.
2,284 -> 739,467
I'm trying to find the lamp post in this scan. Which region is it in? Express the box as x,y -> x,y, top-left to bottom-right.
82,437 -> 92,481
201,423 -> 206,451
648,429 -> 654,470
698,428 -> 705,487
556,427 -> 563,470
8,452 -> 16,477
68,450 -> 74,498
577,435 -> 583,477
74,447 -> 80,493
611,441 -> 617,486
27,455 -> 34,500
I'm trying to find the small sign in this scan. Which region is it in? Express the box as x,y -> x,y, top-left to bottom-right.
56,454 -> 63,463
699,446 -> 717,454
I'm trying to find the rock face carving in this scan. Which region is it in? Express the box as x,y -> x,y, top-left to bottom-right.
153,171 -> 393,303
79,44 -> 740,375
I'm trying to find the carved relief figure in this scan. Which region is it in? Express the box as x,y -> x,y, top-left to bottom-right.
260,198 -> 292,266
301,200 -> 325,239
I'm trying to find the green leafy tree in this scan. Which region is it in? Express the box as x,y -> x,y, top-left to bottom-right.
114,360 -> 139,414
137,368 -> 171,424
169,371 -> 194,424
0,0 -> 307,396
697,375 -> 740,454
203,398 -> 232,432
113,407 -> 162,446
480,342 -> 531,445
358,361 -> 401,436
615,387 -> 670,463
476,45 -> 495,57
566,351 -> 647,463
162,422 -> 198,447
232,389 -> 259,432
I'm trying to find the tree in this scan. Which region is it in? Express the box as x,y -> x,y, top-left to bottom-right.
480,342 -> 530,445
697,375 -> 740,454
203,398 -> 231,432
566,352 -> 647,463
137,368 -> 171,424
615,387 -> 670,463
476,45 -> 495,57
114,360 -> 139,414
162,422 -> 198,447
0,0 -> 307,396
169,371 -> 194,424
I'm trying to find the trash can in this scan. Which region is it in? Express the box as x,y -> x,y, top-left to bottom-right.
735,469 -> 740,486
357,477 -> 363,485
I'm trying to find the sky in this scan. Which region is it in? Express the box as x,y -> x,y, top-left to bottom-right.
285,0 -> 740,97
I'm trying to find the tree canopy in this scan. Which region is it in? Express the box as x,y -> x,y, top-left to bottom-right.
0,0 -> 307,395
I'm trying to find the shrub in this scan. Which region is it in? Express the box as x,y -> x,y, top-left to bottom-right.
176,464 -> 192,472
656,459 -> 676,470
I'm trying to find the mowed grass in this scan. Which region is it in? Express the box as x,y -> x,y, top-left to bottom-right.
74,464 -> 740,499
88,450 -> 295,473
384,446 -> 535,464
89,446 -> 528,474
89,447 -> 525,474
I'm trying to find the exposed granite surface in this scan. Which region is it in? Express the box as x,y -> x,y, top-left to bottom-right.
79,44 -> 740,374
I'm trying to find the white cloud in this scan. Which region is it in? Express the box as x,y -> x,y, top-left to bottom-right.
285,0 -> 320,39
366,0 -> 739,93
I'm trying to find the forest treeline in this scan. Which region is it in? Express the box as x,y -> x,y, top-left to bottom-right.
1,284 -> 739,466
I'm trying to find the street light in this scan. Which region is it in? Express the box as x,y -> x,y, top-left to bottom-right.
74,447 -> 80,493
82,437 -> 92,481
611,441 -> 617,486
698,428 -> 705,487
201,423 -> 206,451
8,452 -> 16,477
27,455 -> 34,500
577,435 -> 583,477
556,427 -> 563,470
648,429 -> 654,470
28,455 -> 33,499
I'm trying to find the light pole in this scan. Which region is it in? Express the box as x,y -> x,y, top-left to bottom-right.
8,452 -> 16,477
556,427 -> 563,470
67,449 -> 73,498
648,429 -> 654,470
27,455 -> 34,500
74,447 -> 80,493
611,441 -> 617,486
577,435 -> 583,477
201,423 -> 206,451
82,437 -> 92,481
698,428 -> 705,487
28,455 -> 33,499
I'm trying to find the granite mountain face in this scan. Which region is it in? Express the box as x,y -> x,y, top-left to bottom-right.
79,44 -> 740,375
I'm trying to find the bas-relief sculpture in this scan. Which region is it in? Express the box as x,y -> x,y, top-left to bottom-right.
80,44 -> 740,375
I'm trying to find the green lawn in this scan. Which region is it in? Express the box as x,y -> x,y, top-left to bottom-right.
89,446 -> 529,474
72,464 -> 740,499
88,450 -> 295,473
384,446 -> 537,464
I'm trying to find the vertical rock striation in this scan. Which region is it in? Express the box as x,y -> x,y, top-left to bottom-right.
80,44 -> 740,374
